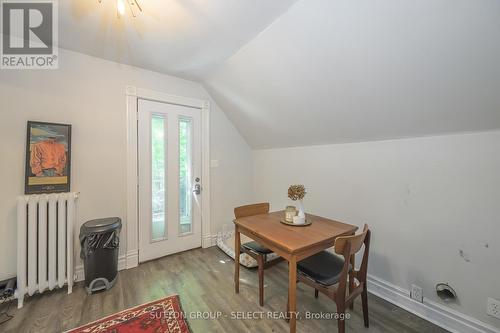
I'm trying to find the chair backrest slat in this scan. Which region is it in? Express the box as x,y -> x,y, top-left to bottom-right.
333,224 -> 370,307
234,203 -> 270,218
334,224 -> 368,255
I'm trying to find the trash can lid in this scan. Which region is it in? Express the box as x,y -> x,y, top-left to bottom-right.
80,217 -> 122,235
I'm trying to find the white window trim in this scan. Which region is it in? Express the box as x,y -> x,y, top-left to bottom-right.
125,86 -> 211,269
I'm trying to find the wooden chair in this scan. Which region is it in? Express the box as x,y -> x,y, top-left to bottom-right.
290,224 -> 371,333
234,203 -> 281,306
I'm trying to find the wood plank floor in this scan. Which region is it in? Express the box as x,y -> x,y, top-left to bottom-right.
0,247 -> 448,333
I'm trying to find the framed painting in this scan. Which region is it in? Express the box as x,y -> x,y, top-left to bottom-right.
25,121 -> 72,194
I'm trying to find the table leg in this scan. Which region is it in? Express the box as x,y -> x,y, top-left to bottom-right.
234,226 -> 241,293
349,254 -> 355,310
288,256 -> 297,333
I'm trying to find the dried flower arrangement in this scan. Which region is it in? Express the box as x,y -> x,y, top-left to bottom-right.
288,185 -> 306,201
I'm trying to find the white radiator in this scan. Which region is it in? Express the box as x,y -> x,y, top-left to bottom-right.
16,192 -> 78,308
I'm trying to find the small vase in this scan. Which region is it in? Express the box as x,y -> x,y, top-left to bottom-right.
297,199 -> 305,218
285,206 -> 297,222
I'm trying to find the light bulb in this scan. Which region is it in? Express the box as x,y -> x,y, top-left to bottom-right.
117,0 -> 126,16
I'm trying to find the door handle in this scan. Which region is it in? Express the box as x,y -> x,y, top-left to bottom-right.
192,183 -> 201,195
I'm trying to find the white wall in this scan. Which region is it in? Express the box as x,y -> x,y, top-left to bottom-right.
253,131 -> 500,328
0,49 -> 253,281
209,102 -> 254,234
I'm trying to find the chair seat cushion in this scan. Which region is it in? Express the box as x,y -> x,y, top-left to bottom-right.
217,231 -> 280,268
241,241 -> 273,254
298,251 -> 351,286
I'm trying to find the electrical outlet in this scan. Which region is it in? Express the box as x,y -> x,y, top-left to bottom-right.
487,298 -> 500,319
410,284 -> 423,303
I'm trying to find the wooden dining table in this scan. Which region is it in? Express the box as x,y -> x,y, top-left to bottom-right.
234,211 -> 358,333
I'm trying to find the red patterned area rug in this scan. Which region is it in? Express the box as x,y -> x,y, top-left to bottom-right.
65,295 -> 191,333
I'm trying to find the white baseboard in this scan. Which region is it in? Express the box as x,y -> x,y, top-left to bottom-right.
368,275 -> 500,333
203,234 -> 217,248
210,234 -> 217,246
125,250 -> 139,269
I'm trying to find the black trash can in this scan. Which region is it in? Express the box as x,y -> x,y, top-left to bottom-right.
80,217 -> 122,294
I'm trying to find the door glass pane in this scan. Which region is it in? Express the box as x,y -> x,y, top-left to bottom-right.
179,118 -> 192,234
151,115 -> 166,241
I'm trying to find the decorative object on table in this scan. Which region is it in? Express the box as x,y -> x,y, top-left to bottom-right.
293,215 -> 307,225
279,218 -> 312,227
285,205 -> 297,222
25,121 -> 72,194
288,184 -> 307,224
65,295 -> 191,333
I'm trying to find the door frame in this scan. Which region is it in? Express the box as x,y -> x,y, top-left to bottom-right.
125,86 -> 211,269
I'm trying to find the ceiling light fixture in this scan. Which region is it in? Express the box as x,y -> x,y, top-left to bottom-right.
98,0 -> 142,18
117,0 -> 126,16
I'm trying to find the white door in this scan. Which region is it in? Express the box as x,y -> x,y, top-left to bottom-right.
138,99 -> 202,262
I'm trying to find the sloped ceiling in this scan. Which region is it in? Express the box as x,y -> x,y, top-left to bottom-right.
59,0 -> 500,149
202,0 -> 500,148
59,0 -> 298,78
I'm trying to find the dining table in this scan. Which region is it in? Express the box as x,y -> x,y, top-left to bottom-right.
233,210 -> 358,333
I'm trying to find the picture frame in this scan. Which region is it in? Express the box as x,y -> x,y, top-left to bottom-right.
25,121 -> 72,194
